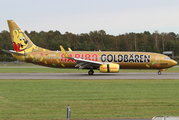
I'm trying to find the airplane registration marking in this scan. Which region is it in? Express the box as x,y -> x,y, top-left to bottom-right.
49,54 -> 56,56
160,63 -> 168,66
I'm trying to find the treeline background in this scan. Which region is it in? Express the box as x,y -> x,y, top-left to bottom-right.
0,30 -> 179,62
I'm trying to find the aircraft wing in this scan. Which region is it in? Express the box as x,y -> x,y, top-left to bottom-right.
2,49 -> 24,55
60,45 -> 103,69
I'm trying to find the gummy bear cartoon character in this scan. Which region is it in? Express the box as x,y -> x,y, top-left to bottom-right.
12,29 -> 28,52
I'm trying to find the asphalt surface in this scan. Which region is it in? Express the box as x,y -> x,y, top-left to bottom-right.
0,72 -> 178,79
89,119 -> 151,120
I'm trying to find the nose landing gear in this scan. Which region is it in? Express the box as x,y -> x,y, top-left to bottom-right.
158,71 -> 161,75
158,69 -> 167,75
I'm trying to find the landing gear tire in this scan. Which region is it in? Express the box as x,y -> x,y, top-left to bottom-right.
88,70 -> 94,75
158,71 -> 161,75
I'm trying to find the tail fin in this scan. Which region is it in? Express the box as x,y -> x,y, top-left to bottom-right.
7,20 -> 39,53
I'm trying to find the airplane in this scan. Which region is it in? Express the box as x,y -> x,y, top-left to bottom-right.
2,20 -> 178,75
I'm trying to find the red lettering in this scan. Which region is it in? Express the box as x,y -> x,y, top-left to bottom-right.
81,54 -> 84,59
101,67 -> 107,69
61,54 -> 67,62
67,54 -> 74,62
92,54 -> 98,61
110,67 -> 117,69
61,53 -> 98,63
85,54 -> 91,60
75,54 -> 80,58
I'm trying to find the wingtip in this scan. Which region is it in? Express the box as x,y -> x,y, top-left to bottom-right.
59,45 -> 70,58
59,45 -> 63,50
68,48 -> 72,51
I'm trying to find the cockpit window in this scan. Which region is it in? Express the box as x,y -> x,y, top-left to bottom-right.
164,57 -> 170,60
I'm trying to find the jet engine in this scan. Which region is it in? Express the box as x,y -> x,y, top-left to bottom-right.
100,64 -> 120,73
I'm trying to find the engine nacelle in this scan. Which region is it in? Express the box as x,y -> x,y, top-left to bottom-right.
100,64 -> 120,73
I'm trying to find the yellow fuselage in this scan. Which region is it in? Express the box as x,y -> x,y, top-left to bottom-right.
13,50 -> 177,70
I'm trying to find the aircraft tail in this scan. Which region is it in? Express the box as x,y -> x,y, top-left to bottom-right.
7,20 -> 40,53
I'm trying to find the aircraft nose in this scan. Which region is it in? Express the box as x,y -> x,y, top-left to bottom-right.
170,59 -> 178,67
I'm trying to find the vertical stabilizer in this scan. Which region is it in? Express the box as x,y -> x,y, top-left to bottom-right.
7,20 -> 40,53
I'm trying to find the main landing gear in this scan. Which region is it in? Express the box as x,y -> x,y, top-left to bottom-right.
88,69 -> 94,75
158,71 -> 161,75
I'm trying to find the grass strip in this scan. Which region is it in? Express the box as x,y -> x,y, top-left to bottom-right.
0,79 -> 179,119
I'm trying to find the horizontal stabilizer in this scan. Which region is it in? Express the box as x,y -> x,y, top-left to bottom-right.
2,49 -> 24,55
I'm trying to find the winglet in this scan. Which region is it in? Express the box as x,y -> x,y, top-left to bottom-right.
68,48 -> 72,51
59,45 -> 71,59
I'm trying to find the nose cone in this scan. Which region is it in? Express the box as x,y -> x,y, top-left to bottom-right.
170,59 -> 178,67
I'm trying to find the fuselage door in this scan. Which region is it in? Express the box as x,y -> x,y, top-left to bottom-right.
155,55 -> 160,67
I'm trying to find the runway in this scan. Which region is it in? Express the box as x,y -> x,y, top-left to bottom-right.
91,119 -> 150,120
0,72 -> 178,79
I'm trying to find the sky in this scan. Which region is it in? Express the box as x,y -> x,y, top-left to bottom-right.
1,0 -> 179,35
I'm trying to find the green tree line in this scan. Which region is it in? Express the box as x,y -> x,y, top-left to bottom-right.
0,30 -> 179,61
